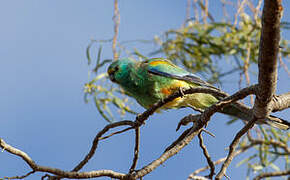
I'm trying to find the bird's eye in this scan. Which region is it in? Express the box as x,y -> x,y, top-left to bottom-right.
108,66 -> 119,83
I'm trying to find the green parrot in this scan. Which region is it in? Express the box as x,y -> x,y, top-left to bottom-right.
107,58 -> 289,130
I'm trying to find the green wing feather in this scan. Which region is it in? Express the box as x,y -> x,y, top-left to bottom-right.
144,58 -> 218,90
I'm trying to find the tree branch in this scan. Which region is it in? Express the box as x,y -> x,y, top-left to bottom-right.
1,85 -> 256,180
189,144 -> 253,178
215,1 -> 285,175
272,92 -> 290,112
253,0 -> 282,119
215,117 -> 257,180
128,86 -> 256,179
130,125 -> 202,179
129,127 -> 140,173
112,0 -> 120,60
198,132 -> 215,179
253,169 -> 290,180
99,127 -> 134,140
248,138 -> 290,154
72,120 -> 135,172
136,85 -> 257,126
0,139 -> 38,170
135,87 -> 228,125
3,170 -> 35,180
0,138 -> 126,179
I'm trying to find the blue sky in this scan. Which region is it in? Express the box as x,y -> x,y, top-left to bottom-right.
0,1 -> 289,179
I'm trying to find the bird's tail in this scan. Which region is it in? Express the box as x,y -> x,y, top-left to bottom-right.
220,104 -> 290,130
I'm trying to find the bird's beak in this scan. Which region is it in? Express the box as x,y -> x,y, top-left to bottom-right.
108,68 -> 117,82
109,73 -> 116,82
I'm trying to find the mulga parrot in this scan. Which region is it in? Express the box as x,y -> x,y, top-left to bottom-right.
107,58 -> 289,130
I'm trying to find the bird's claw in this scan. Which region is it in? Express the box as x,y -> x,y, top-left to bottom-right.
135,114 -> 146,126
179,87 -> 185,97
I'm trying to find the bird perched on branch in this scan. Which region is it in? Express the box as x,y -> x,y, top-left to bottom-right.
107,58 -> 289,130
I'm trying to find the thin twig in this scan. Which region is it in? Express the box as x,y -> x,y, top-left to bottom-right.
3,170 -> 35,180
198,132 -> 215,179
72,120 -> 135,172
248,138 -> 290,154
253,169 -> 290,180
0,138 -> 126,179
131,125 -> 202,179
188,175 -> 210,180
99,127 -> 134,140
129,127 -> 140,173
254,0 -> 263,24
244,42 -> 254,105
233,0 -> 247,27
193,0 -> 199,23
215,117 -> 257,179
201,129 -> 215,138
202,0 -> 209,23
278,54 -> 290,77
112,0 -> 120,60
189,144 -> 252,178
186,0 -> 191,22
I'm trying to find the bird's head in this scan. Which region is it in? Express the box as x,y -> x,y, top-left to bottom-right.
107,58 -> 135,84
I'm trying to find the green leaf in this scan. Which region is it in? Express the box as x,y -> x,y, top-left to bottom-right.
94,96 -> 113,123
236,154 -> 257,167
269,163 -> 280,171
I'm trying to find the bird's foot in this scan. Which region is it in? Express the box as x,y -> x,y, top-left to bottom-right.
135,114 -> 146,127
179,87 -> 185,97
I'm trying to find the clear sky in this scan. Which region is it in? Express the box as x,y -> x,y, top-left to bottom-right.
0,1 -> 289,180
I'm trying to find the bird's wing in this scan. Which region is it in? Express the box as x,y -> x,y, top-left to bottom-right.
145,58 -> 218,90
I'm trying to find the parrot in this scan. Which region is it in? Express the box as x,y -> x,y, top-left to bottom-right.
107,58 -> 290,130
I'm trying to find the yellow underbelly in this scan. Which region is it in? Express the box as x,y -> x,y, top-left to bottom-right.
157,80 -> 218,111
161,93 -> 218,110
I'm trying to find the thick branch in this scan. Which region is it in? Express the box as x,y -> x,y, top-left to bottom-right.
272,92 -> 290,112
253,0 -> 282,118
